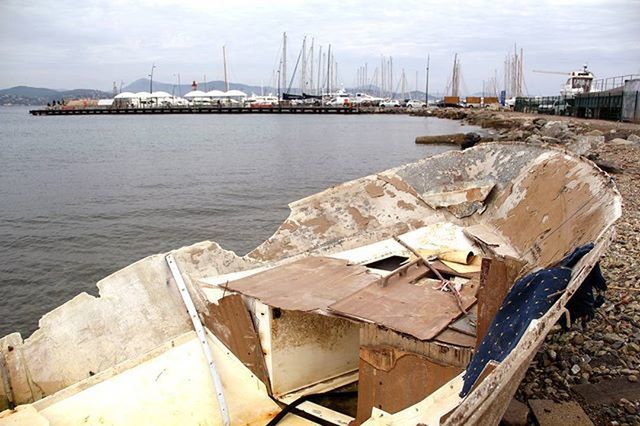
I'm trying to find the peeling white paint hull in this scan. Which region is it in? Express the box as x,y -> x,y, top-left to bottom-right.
0,143 -> 621,425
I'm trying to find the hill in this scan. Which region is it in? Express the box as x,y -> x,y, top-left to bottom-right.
0,86 -> 112,106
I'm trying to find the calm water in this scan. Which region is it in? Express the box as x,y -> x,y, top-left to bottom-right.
0,106 -> 478,337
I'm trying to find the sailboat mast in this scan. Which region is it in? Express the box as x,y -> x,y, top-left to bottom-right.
309,38 -> 314,95
326,44 -> 332,95
380,56 -> 385,97
282,32 -> 287,96
223,45 -> 229,92
389,57 -> 393,98
425,53 -> 430,104
300,36 -> 306,94
317,45 -> 323,95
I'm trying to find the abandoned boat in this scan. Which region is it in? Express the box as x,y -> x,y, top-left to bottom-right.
0,142 -> 621,425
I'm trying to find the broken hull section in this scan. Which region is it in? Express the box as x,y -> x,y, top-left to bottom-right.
0,143 -> 621,425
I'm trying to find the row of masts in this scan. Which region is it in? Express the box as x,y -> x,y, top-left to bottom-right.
445,44 -> 526,99
279,32 -> 340,96
163,35 -> 527,101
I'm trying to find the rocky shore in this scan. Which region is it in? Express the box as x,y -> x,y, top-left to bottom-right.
417,108 -> 640,425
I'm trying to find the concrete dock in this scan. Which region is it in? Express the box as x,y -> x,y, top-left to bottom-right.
29,106 -> 366,116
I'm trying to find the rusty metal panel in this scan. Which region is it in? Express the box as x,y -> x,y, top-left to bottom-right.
226,256 -> 380,312
434,329 -> 476,348
202,295 -> 271,393
329,262 -> 477,340
355,345 -> 462,425
359,324 -> 472,369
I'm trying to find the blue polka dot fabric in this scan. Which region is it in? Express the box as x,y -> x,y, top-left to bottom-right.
460,243 -> 597,397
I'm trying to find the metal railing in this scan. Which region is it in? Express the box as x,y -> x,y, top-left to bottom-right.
591,75 -> 640,92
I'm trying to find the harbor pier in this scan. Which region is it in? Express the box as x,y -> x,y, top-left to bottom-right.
29,106 -> 366,116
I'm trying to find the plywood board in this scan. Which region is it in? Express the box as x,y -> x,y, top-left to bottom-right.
329,263 -> 477,340
528,400 -> 593,426
573,377 -> 640,405
475,258 -> 523,349
226,256 -> 380,312
355,345 -> 462,425
202,294 -> 271,392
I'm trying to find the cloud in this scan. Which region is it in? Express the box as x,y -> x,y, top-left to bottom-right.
0,0 -> 638,94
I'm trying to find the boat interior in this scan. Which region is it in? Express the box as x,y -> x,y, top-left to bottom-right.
0,143 -> 621,425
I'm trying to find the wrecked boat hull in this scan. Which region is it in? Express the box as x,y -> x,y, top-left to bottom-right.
0,143 -> 621,425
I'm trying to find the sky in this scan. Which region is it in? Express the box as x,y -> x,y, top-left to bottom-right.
1,0 -> 639,95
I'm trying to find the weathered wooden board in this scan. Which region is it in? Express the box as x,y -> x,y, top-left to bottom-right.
573,377 -> 640,405
329,264 -> 477,340
475,257 -> 523,349
202,294 -> 271,392
355,345 -> 462,425
226,256 -> 379,312
528,400 -> 593,426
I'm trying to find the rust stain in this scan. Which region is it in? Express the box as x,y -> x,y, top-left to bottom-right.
492,157 -> 607,267
397,200 -> 416,211
347,206 -> 377,229
465,187 -> 484,202
301,214 -> 335,235
279,221 -> 298,233
378,173 -> 428,207
250,237 -> 296,261
365,182 -> 385,198
408,219 -> 424,229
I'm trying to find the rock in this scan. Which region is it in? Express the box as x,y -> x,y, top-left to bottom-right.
461,132 -> 482,149
540,136 -> 562,145
573,334 -> 585,345
526,135 -> 543,144
628,375 -> 638,383
533,118 -> 547,128
574,135 -> 605,154
604,333 -> 624,344
585,129 -> 604,136
502,398 -> 530,426
627,134 -> 640,143
541,121 -> 570,139
572,364 -> 581,375
610,138 -> 634,146
593,160 -> 624,174
415,133 -> 466,145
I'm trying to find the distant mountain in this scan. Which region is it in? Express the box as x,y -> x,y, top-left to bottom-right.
0,86 -> 112,106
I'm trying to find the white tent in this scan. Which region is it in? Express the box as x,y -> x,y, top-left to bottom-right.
206,90 -> 225,98
184,90 -> 207,98
135,91 -> 152,99
151,91 -> 172,98
114,92 -> 136,99
224,90 -> 247,98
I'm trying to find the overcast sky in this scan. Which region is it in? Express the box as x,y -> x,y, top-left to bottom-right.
1,0 -> 639,95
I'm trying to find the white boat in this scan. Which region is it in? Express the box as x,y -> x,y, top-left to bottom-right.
0,143 -> 621,425
560,65 -> 595,98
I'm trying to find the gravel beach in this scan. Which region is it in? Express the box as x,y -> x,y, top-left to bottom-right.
415,108 -> 640,425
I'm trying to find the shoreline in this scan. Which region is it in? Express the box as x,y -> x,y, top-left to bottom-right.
427,108 -> 640,425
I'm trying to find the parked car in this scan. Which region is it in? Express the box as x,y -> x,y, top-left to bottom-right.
379,99 -> 401,108
405,100 -> 426,108
537,101 -> 557,115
